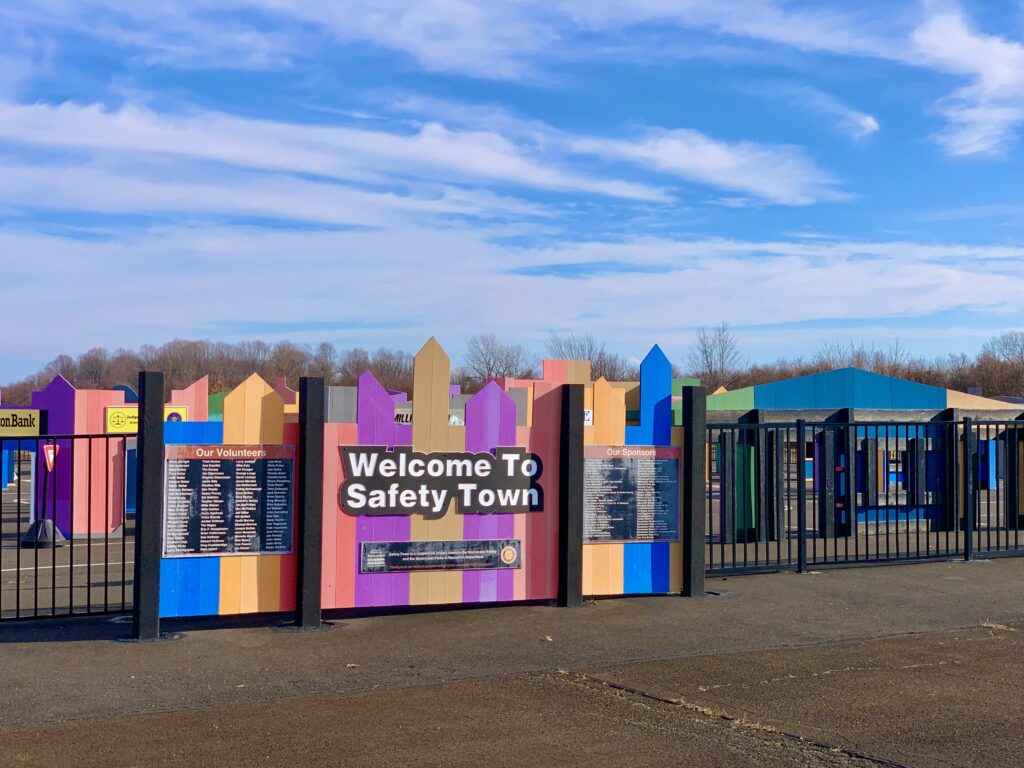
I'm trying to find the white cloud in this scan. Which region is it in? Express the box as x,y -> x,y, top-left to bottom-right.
766,84 -> 880,141
0,100 -> 668,204
0,161 -> 551,225
3,225 -> 1023,380
567,129 -> 846,206
6,1 -> 1022,156
0,98 -> 848,213
912,7 -> 1024,155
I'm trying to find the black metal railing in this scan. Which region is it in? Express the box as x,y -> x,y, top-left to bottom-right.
0,434 -> 135,620
706,419 -> 1024,574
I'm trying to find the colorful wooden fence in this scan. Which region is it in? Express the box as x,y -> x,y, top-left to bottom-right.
159,374 -> 298,618
321,338 -> 562,609
583,346 -> 683,596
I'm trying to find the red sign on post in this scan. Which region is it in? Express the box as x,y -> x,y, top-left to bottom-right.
43,444 -> 59,472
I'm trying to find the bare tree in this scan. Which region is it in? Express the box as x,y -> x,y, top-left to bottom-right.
545,332 -> 637,380
687,322 -> 742,392
9,328 -> 1024,406
75,348 -> 110,388
308,342 -> 338,382
337,348 -> 372,385
983,330 -> 1024,367
464,334 -> 538,381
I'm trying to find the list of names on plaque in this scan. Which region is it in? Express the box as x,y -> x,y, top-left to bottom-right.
583,445 -> 680,542
163,444 -> 295,557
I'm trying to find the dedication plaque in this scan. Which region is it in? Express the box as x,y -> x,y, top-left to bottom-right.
360,539 -> 522,573
163,444 -> 295,557
583,445 -> 680,542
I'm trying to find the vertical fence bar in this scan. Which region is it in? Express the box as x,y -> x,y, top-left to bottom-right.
796,419 -> 807,573
706,427 -> 714,571
102,434 -> 109,614
68,436 -> 75,615
295,377 -> 325,628
682,386 -> 706,596
963,417 -> 975,562
557,383 -> 584,607
771,428 -> 783,564
86,436 -> 93,614
132,371 -> 164,641
120,438 -> 128,614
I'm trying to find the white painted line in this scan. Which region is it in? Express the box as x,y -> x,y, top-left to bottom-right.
0,559 -> 134,574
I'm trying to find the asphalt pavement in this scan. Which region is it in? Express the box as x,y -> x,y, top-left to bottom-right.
2,558 -> 1023,767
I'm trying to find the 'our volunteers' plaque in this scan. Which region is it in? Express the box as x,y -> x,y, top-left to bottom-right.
163,444 -> 294,557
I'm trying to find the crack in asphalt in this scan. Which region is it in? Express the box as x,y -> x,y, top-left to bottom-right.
554,670 -> 914,768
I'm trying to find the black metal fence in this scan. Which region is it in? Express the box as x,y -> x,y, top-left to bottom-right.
0,434 -> 135,620
706,418 -> 1024,574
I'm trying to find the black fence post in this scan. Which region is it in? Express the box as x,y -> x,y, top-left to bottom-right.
132,371 -> 164,641
738,409 -> 764,543
835,408 -> 856,538
963,417 -> 975,562
941,409 -> 962,532
557,383 -> 584,607
681,386 -> 706,597
295,377 -> 325,628
1009,418 -> 1024,528
814,428 -> 836,539
796,419 -> 808,573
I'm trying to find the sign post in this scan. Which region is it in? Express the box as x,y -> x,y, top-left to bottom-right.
681,386 -> 706,597
558,384 -> 584,608
132,371 -> 164,641
296,377 -> 325,629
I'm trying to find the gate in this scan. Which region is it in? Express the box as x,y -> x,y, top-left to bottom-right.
705,418 -> 1024,574
0,433 -> 134,620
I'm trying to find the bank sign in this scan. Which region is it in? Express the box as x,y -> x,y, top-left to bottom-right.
339,446 -> 543,519
0,409 -> 42,437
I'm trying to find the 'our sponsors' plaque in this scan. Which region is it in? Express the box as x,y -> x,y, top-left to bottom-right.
583,445 -> 680,542
360,539 -> 521,573
163,444 -> 294,557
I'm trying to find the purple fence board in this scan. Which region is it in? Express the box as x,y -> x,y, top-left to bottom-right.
463,382 -> 518,603
355,372 -> 410,607
30,376 -> 76,535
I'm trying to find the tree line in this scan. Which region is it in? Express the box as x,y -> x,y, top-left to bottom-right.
0,333 -> 637,405
687,323 -> 1024,399
2,328 -> 1022,405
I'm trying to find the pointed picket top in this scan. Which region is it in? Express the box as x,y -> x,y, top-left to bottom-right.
356,371 -> 398,447
38,374 -> 77,396
641,344 -> 671,371
592,376 -> 626,446
412,337 -> 451,452
30,375 -> 77,434
465,381 -> 517,453
626,345 -> 673,446
223,373 -> 284,444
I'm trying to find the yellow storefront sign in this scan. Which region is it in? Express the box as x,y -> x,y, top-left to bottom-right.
105,406 -> 188,434
0,409 -> 42,437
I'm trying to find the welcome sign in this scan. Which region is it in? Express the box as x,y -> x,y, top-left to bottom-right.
339,446 -> 543,519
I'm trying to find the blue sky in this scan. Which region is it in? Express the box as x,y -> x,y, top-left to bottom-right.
2,1 -> 1024,382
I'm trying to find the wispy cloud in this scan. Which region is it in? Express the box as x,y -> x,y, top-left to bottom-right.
912,6 -> 1024,155
5,1 -> 1022,157
3,225 -> 1023,379
567,129 -> 846,206
0,99 -> 668,206
765,84 -> 880,141
0,98 -> 848,217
